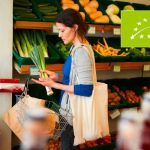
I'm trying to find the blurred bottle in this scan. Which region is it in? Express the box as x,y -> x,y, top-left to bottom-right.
140,92 -> 150,150
21,108 -> 50,150
117,110 -> 142,150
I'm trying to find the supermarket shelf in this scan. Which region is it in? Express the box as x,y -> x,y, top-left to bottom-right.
14,21 -> 53,30
14,62 -> 150,74
108,102 -> 140,110
14,21 -> 120,33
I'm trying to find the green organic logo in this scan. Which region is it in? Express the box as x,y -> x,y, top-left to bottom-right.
121,11 -> 150,47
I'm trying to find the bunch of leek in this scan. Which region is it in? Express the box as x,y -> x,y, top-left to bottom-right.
30,45 -> 53,95
13,30 -> 48,58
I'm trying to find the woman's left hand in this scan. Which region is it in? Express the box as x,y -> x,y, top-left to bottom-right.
31,77 -> 55,88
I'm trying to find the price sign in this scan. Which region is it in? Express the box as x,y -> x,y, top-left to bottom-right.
30,66 -> 39,76
113,28 -> 120,35
143,65 -> 150,71
110,109 -> 120,119
123,108 -> 138,112
88,26 -> 96,34
52,25 -> 59,33
113,65 -> 121,72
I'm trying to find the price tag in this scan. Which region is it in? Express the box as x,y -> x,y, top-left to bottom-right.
113,65 -> 121,72
113,28 -> 120,35
88,26 -> 96,34
122,107 -> 138,112
30,66 -> 39,76
52,25 -> 59,33
143,65 -> 150,71
110,109 -> 120,119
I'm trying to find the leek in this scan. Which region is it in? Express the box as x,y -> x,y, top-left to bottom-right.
14,32 -> 24,57
18,31 -> 29,57
30,45 -> 53,95
36,30 -> 48,57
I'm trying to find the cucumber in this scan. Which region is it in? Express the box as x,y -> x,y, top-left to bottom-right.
38,3 -> 51,7
41,12 -> 57,16
14,0 -> 32,7
14,0 -> 31,4
15,12 -> 37,18
39,6 -> 57,11
43,15 -> 56,19
14,6 -> 32,12
39,8 -> 57,14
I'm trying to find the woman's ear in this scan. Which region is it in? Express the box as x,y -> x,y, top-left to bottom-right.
73,24 -> 78,31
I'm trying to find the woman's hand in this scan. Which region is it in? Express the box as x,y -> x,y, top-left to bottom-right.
40,70 -> 58,81
32,77 -> 56,88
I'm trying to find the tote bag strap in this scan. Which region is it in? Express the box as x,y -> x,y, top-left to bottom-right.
81,44 -> 97,84
71,44 -> 97,85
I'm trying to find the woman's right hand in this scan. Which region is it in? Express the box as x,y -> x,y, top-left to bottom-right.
40,70 -> 58,81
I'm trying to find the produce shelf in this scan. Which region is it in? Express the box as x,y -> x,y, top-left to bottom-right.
14,21 -> 120,33
14,62 -> 150,74
14,62 -> 111,74
14,21 -> 53,30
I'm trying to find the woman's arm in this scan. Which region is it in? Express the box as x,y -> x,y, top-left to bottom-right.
53,82 -> 74,93
31,77 -> 74,94
72,46 -> 94,97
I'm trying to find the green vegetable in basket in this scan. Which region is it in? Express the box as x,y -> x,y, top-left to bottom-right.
14,32 -> 24,57
36,31 -> 48,57
56,42 -> 72,60
126,47 -> 143,56
17,31 -> 29,57
38,3 -> 57,20
22,30 -> 33,53
14,30 -> 49,58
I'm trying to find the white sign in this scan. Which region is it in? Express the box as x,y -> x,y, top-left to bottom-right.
113,28 -> 120,35
113,65 -> 121,72
88,26 -> 96,34
110,109 -> 120,119
143,65 -> 150,71
52,25 -> 59,33
30,66 -> 39,76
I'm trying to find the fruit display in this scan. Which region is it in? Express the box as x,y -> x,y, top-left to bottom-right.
37,2 -> 58,20
61,0 -> 79,11
105,2 -> 135,24
106,4 -> 121,24
79,0 -> 110,23
60,0 -> 86,20
79,135 -> 111,149
112,85 -> 126,100
13,0 -> 37,19
93,38 -> 128,56
124,90 -> 141,104
46,140 -> 60,150
112,84 -> 141,104
108,88 -> 121,105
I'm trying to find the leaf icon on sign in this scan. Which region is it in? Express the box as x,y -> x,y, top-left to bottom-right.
130,18 -> 150,40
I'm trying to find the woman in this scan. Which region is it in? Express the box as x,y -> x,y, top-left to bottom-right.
32,8 -> 95,150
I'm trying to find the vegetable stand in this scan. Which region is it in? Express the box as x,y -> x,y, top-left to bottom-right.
0,0 -> 150,149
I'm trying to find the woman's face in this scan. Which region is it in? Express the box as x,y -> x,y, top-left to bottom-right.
56,22 -> 76,44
